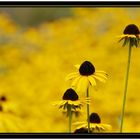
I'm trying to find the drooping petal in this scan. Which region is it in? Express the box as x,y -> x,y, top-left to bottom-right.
73,121 -> 87,129
68,100 -> 81,106
94,72 -> 108,79
88,76 -> 96,86
76,77 -> 89,93
65,72 -> 79,81
90,123 -> 96,129
92,75 -> 106,83
100,124 -> 112,131
71,76 -> 81,87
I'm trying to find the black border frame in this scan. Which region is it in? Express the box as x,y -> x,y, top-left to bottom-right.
0,1 -> 139,7
0,0 -> 140,138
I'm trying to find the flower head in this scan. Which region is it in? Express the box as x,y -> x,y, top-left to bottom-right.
118,24 -> 140,47
54,88 -> 83,117
66,61 -> 108,93
73,112 -> 112,133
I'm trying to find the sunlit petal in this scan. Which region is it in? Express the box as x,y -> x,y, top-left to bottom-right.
94,73 -> 108,79
74,64 -> 80,69
88,76 -> 96,86
92,75 -> 106,83
71,76 -> 81,87
76,77 -> 89,93
65,72 -> 79,81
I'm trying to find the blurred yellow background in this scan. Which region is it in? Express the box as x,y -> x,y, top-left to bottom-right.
0,7 -> 139,133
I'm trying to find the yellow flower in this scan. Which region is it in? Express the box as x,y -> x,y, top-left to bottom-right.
53,88 -> 84,116
73,112 -> 112,133
118,24 -> 140,47
66,61 -> 108,93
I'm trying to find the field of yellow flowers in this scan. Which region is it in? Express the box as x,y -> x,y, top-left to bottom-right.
0,7 -> 140,133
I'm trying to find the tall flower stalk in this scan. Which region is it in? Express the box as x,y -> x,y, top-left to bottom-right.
86,86 -> 90,133
120,44 -> 132,133
118,24 -> 140,132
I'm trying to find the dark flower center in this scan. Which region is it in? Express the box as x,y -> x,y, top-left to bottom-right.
62,88 -> 78,101
0,96 -> 7,102
79,61 -> 95,76
123,24 -> 140,35
89,113 -> 101,123
74,127 -> 92,133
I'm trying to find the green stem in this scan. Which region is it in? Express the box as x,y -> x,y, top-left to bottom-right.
86,87 -> 90,133
68,105 -> 72,133
120,45 -> 132,133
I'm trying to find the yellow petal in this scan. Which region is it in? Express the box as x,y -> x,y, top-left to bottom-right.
74,64 -> 80,69
73,121 -> 87,129
127,34 -> 137,38
52,100 -> 65,106
76,77 -> 89,93
96,70 -> 107,74
92,75 -> 106,83
68,100 -> 81,106
73,121 -> 86,125
100,124 -> 112,131
94,73 -> 108,79
116,34 -> 136,38
90,123 -> 96,129
65,72 -> 79,81
116,35 -> 127,38
88,76 -> 96,86
71,76 -> 81,87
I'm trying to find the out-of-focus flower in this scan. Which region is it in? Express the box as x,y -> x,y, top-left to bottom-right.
0,94 -> 27,132
66,61 -> 108,93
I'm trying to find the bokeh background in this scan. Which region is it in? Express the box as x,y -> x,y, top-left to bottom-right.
0,7 -> 140,133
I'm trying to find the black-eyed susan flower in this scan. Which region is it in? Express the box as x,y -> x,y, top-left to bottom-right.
73,112 -> 112,133
66,61 -> 108,93
54,88 -> 83,111
54,88 -> 83,133
118,24 -> 140,47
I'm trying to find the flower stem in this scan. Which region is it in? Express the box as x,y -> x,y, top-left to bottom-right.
68,105 -> 72,133
120,45 -> 132,133
86,87 -> 90,133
